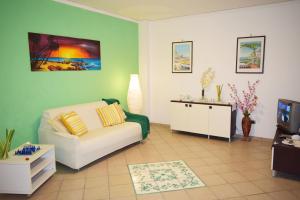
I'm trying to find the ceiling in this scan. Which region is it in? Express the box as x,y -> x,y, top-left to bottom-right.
62,0 -> 290,21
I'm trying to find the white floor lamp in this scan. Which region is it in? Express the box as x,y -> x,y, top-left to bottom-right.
127,74 -> 142,114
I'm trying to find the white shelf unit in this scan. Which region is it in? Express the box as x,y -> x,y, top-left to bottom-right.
0,144 -> 56,195
170,100 -> 237,142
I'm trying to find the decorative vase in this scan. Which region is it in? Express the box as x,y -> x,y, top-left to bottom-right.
242,113 -> 252,141
216,85 -> 223,102
201,89 -> 205,100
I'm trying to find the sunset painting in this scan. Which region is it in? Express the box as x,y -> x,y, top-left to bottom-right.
28,32 -> 101,71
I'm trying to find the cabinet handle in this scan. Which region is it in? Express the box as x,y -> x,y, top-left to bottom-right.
209,106 -> 212,109
189,104 -> 192,107
185,104 -> 188,107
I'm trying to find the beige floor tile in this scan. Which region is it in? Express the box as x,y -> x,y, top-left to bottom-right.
273,177 -> 300,190
60,178 -> 85,191
200,174 -> 227,186
227,197 -> 247,200
252,179 -> 284,192
220,172 -> 248,183
195,151 -> 214,158
162,190 -> 190,200
186,187 -> 218,200
246,160 -> 270,170
187,145 -> 206,152
34,179 -> 62,195
203,157 -> 223,165
29,192 -> 58,200
86,168 -> 108,178
267,190 -> 299,200
85,176 -> 108,188
191,165 -> 216,176
136,193 -> 164,200
109,184 -> 135,199
50,173 -> 64,181
110,196 -> 136,200
63,171 -> 86,180
108,158 -> 127,168
143,155 -> 164,162
232,182 -> 263,196
5,124 -> 283,200
178,152 -> 199,159
109,174 -> 132,186
162,156 -> 182,161
212,164 -> 235,174
184,158 -> 207,167
209,184 -> 241,199
126,157 -> 145,164
291,189 -> 300,198
57,189 -> 84,200
84,187 -> 109,200
239,170 -> 267,181
246,194 -> 273,200
108,166 -> 129,176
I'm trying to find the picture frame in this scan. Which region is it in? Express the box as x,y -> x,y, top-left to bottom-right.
28,32 -> 101,71
172,41 -> 193,73
236,36 -> 265,74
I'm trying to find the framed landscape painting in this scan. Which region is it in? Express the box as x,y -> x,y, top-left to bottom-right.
172,41 -> 193,73
236,36 -> 265,74
28,32 -> 101,71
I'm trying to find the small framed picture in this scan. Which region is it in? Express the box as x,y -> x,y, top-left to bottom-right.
172,41 -> 193,73
236,36 -> 265,74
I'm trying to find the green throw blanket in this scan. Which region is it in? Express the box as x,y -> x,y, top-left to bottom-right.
102,98 -> 150,140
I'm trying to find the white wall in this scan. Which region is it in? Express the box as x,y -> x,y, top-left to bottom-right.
139,21 -> 150,115
141,1 -> 300,138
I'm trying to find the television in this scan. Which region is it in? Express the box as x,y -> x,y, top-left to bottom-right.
277,99 -> 300,133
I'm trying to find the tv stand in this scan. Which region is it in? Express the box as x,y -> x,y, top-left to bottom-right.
271,126 -> 300,176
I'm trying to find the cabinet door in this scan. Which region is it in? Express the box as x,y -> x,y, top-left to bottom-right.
170,102 -> 188,131
187,104 -> 209,134
208,105 -> 231,138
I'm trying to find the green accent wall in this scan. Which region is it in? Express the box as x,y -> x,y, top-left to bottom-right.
0,0 -> 138,148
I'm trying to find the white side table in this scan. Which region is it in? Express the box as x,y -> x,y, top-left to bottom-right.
0,144 -> 56,195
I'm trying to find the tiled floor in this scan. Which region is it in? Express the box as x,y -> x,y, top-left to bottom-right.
1,123 -> 300,200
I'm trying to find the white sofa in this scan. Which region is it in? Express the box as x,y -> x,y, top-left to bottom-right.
38,101 -> 142,170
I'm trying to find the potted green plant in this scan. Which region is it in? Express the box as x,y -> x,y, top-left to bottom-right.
0,129 -> 15,159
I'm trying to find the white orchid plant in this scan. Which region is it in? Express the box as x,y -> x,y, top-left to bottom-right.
201,68 -> 215,89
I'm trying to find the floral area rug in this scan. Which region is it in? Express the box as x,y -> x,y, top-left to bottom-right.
128,160 -> 205,194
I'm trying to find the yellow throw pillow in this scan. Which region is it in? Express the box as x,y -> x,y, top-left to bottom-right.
60,111 -> 88,136
113,103 -> 127,119
96,104 -> 125,127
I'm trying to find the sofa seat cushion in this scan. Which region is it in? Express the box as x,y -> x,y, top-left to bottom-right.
78,122 -> 142,153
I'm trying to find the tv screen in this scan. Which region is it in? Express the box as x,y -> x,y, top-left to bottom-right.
278,101 -> 291,123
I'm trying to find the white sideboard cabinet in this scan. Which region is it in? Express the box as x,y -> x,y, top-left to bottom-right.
170,100 -> 236,142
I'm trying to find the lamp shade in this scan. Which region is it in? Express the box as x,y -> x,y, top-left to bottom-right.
127,74 -> 142,114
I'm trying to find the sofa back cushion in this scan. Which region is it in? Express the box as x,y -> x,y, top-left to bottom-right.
45,101 -> 108,131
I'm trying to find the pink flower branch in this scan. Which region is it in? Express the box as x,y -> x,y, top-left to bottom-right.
228,80 -> 259,115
